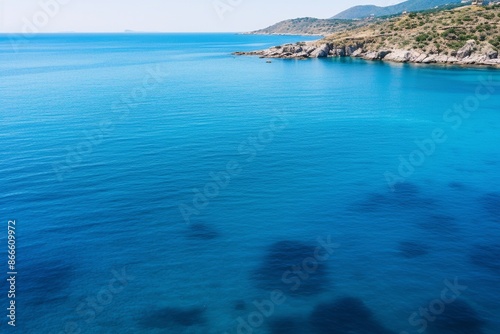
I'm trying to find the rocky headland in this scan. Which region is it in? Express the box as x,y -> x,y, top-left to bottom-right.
234,39 -> 499,67
235,5 -> 500,68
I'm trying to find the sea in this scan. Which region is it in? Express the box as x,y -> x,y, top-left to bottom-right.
0,33 -> 499,334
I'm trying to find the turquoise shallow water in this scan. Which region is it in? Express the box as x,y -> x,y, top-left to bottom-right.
0,33 -> 499,334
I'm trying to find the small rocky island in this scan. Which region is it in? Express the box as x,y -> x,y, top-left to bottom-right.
235,5 -> 500,67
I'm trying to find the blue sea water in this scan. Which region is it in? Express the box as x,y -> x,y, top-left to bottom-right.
1,33 -> 500,334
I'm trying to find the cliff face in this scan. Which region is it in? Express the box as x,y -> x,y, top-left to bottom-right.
235,5 -> 500,68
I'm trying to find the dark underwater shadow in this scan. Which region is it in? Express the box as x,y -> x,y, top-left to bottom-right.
138,306 -> 207,329
480,192 -> 500,221
398,241 -> 429,258
309,297 -> 396,334
18,259 -> 76,306
417,214 -> 460,235
357,193 -> 393,212
427,300 -> 485,334
233,300 -> 247,311
252,240 -> 330,297
470,244 -> 500,273
356,182 -> 435,214
392,182 -> 420,197
186,223 -> 220,240
269,315 -> 307,334
448,181 -> 467,190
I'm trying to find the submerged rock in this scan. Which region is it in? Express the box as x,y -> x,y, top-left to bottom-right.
480,192 -> 500,220
418,214 -> 459,234
470,244 -> 500,272
357,193 -> 391,212
356,182 -> 435,213
393,182 -> 420,197
186,223 -> 220,240
449,182 -> 466,190
428,300 -> 484,334
20,259 -> 76,305
398,241 -> 429,258
253,240 -> 330,296
138,306 -> 206,329
233,300 -> 247,311
269,316 -> 306,334
310,297 -> 396,334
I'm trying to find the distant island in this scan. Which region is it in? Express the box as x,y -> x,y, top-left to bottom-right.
236,4 -> 500,67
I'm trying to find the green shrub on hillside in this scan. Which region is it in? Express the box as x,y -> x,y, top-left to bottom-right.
490,36 -> 500,48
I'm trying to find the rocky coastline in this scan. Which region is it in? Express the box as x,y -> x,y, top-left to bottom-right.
234,39 -> 500,67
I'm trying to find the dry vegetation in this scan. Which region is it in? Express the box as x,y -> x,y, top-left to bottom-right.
323,5 -> 500,55
249,17 -> 370,36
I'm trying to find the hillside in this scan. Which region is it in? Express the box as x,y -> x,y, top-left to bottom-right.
249,0 -> 467,36
333,0 -> 463,19
235,5 -> 500,67
247,17 -> 369,36
324,5 -> 500,56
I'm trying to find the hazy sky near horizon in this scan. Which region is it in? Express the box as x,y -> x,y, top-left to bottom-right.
0,0 -> 404,33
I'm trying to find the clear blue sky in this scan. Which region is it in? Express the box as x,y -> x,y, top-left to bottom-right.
0,0 -> 402,33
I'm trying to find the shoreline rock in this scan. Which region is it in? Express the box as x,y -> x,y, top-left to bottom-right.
233,40 -> 500,68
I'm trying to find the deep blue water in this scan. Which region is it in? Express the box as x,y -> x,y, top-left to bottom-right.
1,33 -> 499,334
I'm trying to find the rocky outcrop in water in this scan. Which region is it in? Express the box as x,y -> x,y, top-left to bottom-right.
234,39 -> 500,67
